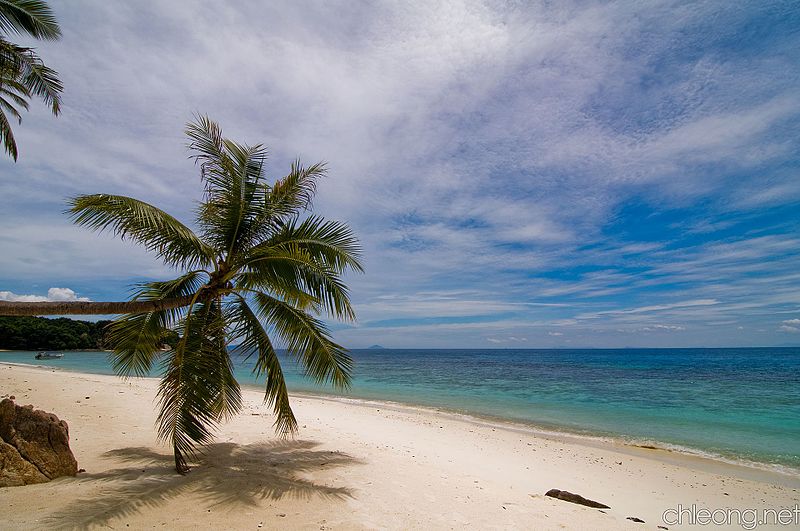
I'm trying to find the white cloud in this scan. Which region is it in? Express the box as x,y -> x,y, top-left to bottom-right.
615,324 -> 686,333
486,336 -> 528,344
0,288 -> 90,303
0,2 -> 797,347
577,299 -> 718,320
778,319 -> 800,333
733,180 -> 800,209
650,325 -> 685,331
46,288 -> 89,302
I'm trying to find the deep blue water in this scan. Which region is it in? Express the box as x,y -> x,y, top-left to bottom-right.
2,348 -> 799,473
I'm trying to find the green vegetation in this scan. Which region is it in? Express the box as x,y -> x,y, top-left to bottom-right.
0,0 -> 63,160
0,315 -> 111,350
61,116 -> 360,473
0,315 -> 180,350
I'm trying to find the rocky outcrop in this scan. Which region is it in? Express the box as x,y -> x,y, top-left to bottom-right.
0,440 -> 49,486
545,488 -> 611,509
0,398 -> 78,487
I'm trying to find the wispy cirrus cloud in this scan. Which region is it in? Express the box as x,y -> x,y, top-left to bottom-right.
0,1 -> 798,347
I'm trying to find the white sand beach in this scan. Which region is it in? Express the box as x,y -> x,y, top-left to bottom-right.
1,363 -> 798,530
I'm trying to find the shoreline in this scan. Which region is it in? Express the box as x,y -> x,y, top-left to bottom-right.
1,363 -> 798,529
0,348 -> 110,352
2,360 -> 798,484
285,390 -> 800,487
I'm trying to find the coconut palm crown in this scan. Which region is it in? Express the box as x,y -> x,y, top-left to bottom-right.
68,116 -> 362,473
0,0 -> 63,160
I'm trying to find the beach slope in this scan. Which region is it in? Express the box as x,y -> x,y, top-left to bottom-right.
0,364 -> 797,529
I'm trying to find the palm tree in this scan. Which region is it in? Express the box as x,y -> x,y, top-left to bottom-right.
1,0 -> 63,160
0,116 -> 363,473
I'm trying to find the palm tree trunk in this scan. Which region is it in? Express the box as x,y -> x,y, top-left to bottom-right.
0,295 -> 195,316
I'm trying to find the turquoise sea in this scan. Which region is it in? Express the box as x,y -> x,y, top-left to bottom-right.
2,347 -> 799,474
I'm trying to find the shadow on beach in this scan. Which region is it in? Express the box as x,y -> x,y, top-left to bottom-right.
42,440 -> 360,529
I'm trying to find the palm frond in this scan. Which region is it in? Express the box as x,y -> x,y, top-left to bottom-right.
0,0 -> 61,40
185,114 -> 235,184
108,271 -> 206,377
0,34 -> 60,160
207,304 -> 241,422
68,194 -> 215,269
241,246 -> 357,321
252,291 -> 352,388
212,143 -> 267,255
108,312 -> 169,377
157,300 -> 241,473
264,160 -> 326,220
261,216 -> 364,273
16,47 -> 61,114
229,295 -> 297,435
0,36 -> 15,71
0,95 -> 23,122
0,83 -> 30,109
235,269 -> 320,312
187,115 -> 270,256
132,270 -> 207,305
0,104 -> 18,160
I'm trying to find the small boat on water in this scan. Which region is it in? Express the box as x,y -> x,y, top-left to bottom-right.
35,352 -> 64,360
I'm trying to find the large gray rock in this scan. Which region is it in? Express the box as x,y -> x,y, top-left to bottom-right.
0,398 -> 78,486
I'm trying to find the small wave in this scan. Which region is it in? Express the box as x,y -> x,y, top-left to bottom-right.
287,388 -> 800,479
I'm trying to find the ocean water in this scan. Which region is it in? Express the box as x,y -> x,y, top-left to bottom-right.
2,347 -> 799,474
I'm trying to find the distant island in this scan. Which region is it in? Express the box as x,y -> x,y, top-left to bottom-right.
368,344 -> 386,349
0,316 -> 177,351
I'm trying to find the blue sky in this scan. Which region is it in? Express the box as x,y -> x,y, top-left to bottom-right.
1,0 -> 798,348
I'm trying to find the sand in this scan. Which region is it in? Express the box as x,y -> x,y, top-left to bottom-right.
0,363 -> 797,530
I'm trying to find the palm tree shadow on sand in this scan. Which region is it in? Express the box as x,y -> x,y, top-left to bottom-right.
43,440 -> 361,529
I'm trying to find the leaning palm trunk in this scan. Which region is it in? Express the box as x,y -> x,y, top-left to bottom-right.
0,116 -> 362,473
